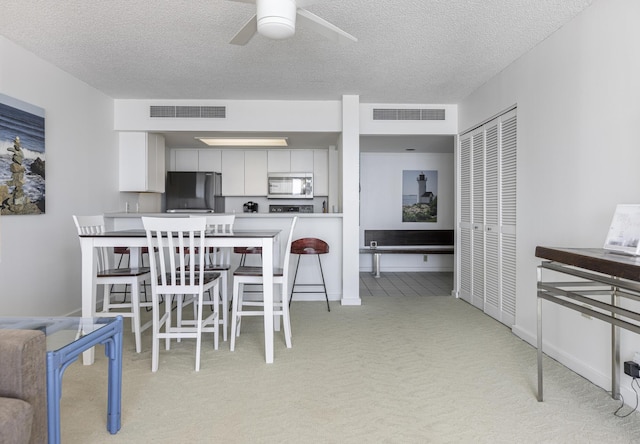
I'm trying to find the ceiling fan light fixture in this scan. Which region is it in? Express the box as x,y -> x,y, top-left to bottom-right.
256,0 -> 296,40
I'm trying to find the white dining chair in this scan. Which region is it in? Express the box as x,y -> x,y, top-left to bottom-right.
72,215 -> 151,353
230,217 -> 297,352
142,216 -> 221,372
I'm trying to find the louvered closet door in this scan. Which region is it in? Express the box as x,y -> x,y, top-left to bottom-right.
499,110 -> 517,326
457,108 -> 517,327
471,129 -> 485,310
458,134 -> 472,303
483,119 -> 501,320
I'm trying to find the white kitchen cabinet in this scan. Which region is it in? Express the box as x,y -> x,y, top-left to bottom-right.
313,149 -> 329,196
221,150 -> 245,195
173,149 -> 199,171
119,132 -> 165,192
290,150 -> 313,172
244,150 -> 268,196
267,150 -> 290,172
198,149 -> 222,172
172,149 -> 222,172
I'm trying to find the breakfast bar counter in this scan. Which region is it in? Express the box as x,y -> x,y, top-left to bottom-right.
103,212 -> 344,304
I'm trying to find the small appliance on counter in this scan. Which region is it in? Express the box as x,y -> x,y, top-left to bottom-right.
243,201 -> 259,213
269,204 -> 314,213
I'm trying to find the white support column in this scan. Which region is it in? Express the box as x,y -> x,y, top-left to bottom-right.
341,95 -> 362,306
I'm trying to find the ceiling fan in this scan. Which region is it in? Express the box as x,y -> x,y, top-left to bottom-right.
228,0 -> 357,45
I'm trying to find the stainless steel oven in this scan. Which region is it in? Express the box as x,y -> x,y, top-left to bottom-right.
269,205 -> 314,213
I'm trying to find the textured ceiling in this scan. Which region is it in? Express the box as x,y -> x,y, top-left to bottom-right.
0,0 -> 594,104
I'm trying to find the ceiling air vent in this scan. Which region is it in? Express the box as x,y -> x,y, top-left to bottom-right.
373,108 -> 445,121
150,106 -> 226,118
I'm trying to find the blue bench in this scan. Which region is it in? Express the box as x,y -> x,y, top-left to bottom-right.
359,229 -> 454,277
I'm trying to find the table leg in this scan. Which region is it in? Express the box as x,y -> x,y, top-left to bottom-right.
80,237 -> 97,365
537,265 -> 544,402
105,317 -> 123,434
46,353 -> 62,444
612,284 -> 620,400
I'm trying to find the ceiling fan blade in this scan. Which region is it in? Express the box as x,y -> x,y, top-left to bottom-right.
229,15 -> 258,45
296,8 -> 357,43
295,0 -> 319,7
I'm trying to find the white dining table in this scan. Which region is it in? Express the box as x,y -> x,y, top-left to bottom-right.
78,228 -> 281,364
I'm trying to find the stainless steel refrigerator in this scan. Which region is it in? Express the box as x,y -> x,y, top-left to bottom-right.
165,171 -> 225,213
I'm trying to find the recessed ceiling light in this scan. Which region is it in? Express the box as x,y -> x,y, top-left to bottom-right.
195,137 -> 288,147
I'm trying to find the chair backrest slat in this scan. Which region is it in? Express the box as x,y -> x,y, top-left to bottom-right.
143,217 -> 207,296
191,214 -> 235,267
73,215 -> 111,271
282,217 -> 298,272
201,214 -> 235,234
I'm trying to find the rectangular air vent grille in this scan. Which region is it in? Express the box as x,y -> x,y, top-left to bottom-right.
150,106 -> 226,118
373,108 -> 445,121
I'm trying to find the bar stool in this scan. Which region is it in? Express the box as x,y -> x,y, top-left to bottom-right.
289,238 -> 330,311
234,247 -> 262,266
111,246 -> 151,307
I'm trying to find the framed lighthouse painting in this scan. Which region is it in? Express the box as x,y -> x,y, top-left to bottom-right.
402,170 -> 437,222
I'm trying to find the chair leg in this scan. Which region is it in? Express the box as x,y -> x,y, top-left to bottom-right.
165,295 -> 172,350
220,273 -> 228,341
102,284 -> 111,314
289,255 -> 301,307
195,293 -> 204,372
151,293 -> 161,372
213,281 -> 220,351
318,255 -> 330,312
281,283 -> 292,348
131,279 -> 142,353
230,280 -> 240,351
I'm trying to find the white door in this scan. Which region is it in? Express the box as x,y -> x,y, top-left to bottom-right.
458,133 -> 472,303
457,108 -> 517,327
499,110 -> 517,326
471,128 -> 485,310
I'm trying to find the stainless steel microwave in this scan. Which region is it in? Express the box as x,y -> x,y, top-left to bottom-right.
267,172 -> 313,199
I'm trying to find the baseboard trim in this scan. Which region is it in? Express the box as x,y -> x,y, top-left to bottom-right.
511,324 -> 639,411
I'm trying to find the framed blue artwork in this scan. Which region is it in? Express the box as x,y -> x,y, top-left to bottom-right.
0,94 -> 45,215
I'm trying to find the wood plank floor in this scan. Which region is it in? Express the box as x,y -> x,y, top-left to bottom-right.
359,271 -> 453,297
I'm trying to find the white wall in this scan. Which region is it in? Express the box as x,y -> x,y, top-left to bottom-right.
0,36 -> 118,316
114,99 -> 342,132
359,152 -> 455,272
458,0 -> 640,398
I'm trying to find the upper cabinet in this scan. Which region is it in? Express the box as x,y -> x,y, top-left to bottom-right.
169,148 -> 328,196
313,149 -> 329,196
221,150 -> 245,196
198,150 -> 222,172
244,150 -> 268,196
173,149 -> 222,172
291,150 -> 314,172
267,150 -> 291,172
119,132 -> 165,192
267,150 -> 314,173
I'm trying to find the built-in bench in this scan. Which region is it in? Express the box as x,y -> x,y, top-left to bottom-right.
359,229 -> 454,277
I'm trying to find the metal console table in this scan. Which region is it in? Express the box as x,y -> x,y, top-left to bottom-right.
535,246 -> 640,402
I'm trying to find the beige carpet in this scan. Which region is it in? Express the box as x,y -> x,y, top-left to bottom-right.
60,292 -> 640,443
